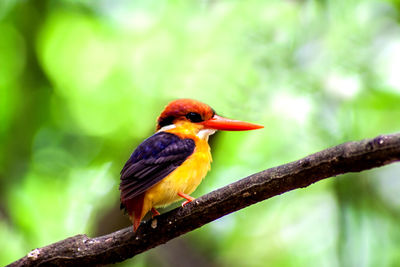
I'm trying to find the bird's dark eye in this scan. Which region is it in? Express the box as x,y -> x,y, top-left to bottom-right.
185,112 -> 203,123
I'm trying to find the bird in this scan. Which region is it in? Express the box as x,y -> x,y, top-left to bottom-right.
119,99 -> 263,231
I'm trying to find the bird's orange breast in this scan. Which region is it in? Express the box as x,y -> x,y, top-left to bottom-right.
138,122 -> 212,220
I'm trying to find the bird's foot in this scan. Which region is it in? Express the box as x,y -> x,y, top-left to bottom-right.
151,207 -> 160,218
178,192 -> 195,207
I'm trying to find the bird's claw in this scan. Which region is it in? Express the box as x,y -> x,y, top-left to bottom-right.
178,191 -> 195,207
181,200 -> 192,207
151,207 -> 160,218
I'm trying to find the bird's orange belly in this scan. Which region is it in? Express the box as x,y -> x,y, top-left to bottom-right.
144,142 -> 212,210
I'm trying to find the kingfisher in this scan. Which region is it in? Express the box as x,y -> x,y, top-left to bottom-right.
119,99 -> 263,231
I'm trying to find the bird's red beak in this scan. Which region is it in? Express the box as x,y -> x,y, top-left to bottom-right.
201,115 -> 263,131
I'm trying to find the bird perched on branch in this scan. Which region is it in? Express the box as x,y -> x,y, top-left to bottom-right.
119,99 -> 263,231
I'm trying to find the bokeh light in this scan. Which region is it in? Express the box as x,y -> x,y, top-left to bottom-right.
1,0 -> 400,266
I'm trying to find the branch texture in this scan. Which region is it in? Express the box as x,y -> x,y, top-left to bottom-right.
8,133 -> 400,267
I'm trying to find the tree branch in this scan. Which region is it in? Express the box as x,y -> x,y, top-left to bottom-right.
8,133 -> 400,267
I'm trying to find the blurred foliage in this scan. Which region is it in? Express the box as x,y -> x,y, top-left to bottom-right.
1,0 -> 400,266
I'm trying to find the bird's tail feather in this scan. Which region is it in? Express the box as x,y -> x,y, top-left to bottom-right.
124,193 -> 145,231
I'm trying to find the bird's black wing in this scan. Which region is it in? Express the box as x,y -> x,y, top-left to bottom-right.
119,131 -> 195,202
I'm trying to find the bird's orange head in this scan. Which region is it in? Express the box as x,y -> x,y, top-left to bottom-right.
157,99 -> 263,131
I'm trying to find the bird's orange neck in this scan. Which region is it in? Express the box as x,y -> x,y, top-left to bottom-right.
159,120 -> 216,142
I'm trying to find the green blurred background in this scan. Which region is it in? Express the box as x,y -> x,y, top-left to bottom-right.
1,0 -> 400,266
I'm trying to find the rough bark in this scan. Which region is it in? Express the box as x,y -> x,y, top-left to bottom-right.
8,133 -> 400,267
